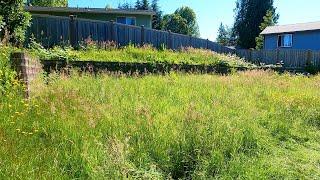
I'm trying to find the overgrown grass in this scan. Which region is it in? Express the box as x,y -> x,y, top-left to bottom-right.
28,44 -> 254,67
1,71 -> 320,179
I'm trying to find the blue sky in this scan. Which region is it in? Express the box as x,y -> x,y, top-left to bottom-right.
69,0 -> 320,41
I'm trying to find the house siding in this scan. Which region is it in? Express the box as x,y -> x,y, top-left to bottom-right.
29,11 -> 153,28
264,30 -> 320,50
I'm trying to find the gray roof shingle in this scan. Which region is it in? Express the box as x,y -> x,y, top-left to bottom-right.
261,21 -> 320,35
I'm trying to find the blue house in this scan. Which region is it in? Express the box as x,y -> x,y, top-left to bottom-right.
261,21 -> 320,50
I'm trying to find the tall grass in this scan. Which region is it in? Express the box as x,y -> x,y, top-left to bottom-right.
1,71 -> 320,179
28,44 -> 253,67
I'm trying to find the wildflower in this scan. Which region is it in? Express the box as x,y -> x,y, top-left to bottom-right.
35,105 -> 39,108
28,132 -> 33,135
34,129 -> 39,133
15,112 -> 19,114
3,140 -> 6,142
10,116 -> 14,118
8,104 -> 12,108
10,122 -> 15,124
16,129 -> 21,132
24,103 -> 29,107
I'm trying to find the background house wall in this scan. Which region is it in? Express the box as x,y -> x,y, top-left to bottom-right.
264,30 -> 320,50
29,11 -> 153,28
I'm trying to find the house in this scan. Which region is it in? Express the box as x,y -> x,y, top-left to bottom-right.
261,21 -> 320,50
25,6 -> 155,28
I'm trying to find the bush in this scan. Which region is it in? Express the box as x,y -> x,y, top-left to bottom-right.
0,45 -> 23,96
0,0 -> 31,46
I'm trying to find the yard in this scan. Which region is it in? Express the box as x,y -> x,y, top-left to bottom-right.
1,69 -> 320,179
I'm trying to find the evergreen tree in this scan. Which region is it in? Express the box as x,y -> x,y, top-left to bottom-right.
141,0 -> 150,10
233,0 -> 278,49
151,0 -> 163,30
255,10 -> 278,49
135,0 -> 149,10
216,23 -> 229,46
135,0 -> 142,9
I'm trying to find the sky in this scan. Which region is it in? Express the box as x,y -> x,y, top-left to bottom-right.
69,0 -> 320,41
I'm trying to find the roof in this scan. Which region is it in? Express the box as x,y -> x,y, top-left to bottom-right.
25,6 -> 155,16
261,21 -> 320,35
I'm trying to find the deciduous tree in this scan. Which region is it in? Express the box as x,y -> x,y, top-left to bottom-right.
163,6 -> 200,37
0,0 -> 31,46
27,0 -> 68,7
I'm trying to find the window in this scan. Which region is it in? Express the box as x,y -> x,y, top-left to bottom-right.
116,17 -> 136,26
278,34 -> 293,47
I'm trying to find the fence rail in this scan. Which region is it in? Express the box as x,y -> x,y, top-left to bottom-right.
28,14 -> 320,70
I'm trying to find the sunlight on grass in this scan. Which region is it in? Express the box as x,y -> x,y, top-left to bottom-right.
1,71 -> 320,179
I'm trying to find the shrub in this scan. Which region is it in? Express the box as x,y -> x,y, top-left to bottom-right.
0,0 -> 31,46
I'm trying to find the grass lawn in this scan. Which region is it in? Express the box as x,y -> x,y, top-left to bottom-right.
1,71 -> 320,179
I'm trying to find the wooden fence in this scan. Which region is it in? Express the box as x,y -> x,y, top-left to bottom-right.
27,14 -> 320,70
27,14 -> 234,52
236,49 -> 320,69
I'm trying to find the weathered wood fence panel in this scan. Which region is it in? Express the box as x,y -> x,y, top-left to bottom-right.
28,14 -> 320,70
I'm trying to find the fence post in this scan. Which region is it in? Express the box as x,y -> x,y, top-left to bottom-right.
168,30 -> 172,49
306,49 -> 312,67
111,20 -> 118,45
69,15 -> 78,48
249,50 -> 252,61
206,39 -> 209,49
276,49 -> 280,62
140,25 -> 145,46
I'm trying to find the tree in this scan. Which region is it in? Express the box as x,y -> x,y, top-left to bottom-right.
255,10 -> 278,49
163,6 -> 200,37
0,0 -> 31,46
135,0 -> 150,10
27,0 -> 68,7
216,23 -> 229,46
151,0 -> 163,30
118,2 -> 133,9
141,0 -> 150,10
216,23 -> 237,46
233,0 -> 278,49
134,0 -> 142,9
163,14 -> 189,35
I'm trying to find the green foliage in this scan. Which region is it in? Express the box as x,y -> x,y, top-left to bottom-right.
27,0 -> 68,7
0,45 -> 23,96
1,71 -> 320,178
255,10 -> 278,49
28,44 -> 252,67
163,6 -> 200,37
233,0 -> 279,49
151,0 -> 163,30
216,23 -> 235,46
135,0 -> 150,10
0,0 -> 31,46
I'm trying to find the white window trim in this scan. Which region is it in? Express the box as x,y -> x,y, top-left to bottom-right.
277,34 -> 293,48
116,16 -> 137,26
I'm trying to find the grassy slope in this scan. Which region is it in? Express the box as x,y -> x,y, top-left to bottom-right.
1,71 -> 320,179
31,45 -> 253,67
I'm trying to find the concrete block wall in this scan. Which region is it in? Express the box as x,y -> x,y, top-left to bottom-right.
11,53 -> 42,97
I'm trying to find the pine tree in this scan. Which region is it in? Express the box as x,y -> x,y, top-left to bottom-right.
233,0 -> 278,49
135,0 -> 142,10
216,23 -> 229,46
141,0 -> 150,10
255,10 -> 278,49
151,0 -> 163,30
